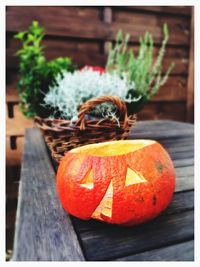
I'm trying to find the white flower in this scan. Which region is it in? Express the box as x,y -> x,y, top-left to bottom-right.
43,69 -> 136,121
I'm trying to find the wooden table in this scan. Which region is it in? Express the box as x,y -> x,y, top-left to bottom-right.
12,120 -> 194,261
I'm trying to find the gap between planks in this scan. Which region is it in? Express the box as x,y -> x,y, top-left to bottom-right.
79,210 -> 194,261
113,239 -> 194,261
12,128 -> 85,261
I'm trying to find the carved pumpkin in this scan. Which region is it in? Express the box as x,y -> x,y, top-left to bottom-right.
56,140 -> 176,226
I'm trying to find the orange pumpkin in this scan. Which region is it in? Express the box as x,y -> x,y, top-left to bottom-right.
56,140 -> 176,226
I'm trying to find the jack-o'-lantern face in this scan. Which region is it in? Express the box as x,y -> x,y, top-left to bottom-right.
57,140 -> 176,226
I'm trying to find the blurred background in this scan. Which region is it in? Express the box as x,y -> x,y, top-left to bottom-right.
6,6 -> 194,260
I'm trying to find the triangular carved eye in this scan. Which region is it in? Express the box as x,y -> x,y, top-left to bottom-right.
125,167 -> 147,186
81,168 -> 94,189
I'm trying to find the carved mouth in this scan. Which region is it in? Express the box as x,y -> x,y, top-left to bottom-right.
91,168 -> 147,220
91,180 -> 113,220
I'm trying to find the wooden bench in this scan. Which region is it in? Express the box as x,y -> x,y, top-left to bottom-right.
12,120 -> 194,261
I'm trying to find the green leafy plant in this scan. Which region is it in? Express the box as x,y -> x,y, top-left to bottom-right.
106,24 -> 175,113
15,21 -> 74,118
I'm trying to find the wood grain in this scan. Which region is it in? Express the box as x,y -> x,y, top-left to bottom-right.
129,120 -> 194,141
6,179 -> 19,200
6,7 -> 109,41
6,85 -> 19,102
80,210 -> 194,260
111,21 -> 189,45
151,76 -> 187,101
6,136 -> 24,166
116,6 -> 191,16
186,7 -> 194,122
114,240 -> 194,261
113,9 -> 190,32
6,6 -> 189,45
137,102 -> 186,121
6,105 -> 34,136
6,38 -> 103,69
12,128 -> 85,261
7,36 -> 189,75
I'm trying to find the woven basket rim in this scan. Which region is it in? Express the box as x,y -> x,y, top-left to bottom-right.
34,95 -> 137,163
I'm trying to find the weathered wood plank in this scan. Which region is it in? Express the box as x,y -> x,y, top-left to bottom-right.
136,102 -> 186,122
117,6 -> 191,16
114,240 -> 194,261
7,37 -> 189,75
113,8 -> 190,30
186,7 -> 194,122
6,85 -> 19,102
79,210 -> 194,261
72,190 -> 194,234
132,119 -> 194,129
6,7 -> 190,45
12,128 -> 85,261
111,22 -> 189,45
152,77 -> 187,101
156,138 -> 193,152
171,163 -> 194,192
130,130 -> 193,140
170,151 -> 193,160
6,6 -> 101,26
6,136 -> 24,167
130,121 -> 193,139
6,38 -> 103,70
6,6 -> 109,39
175,176 -> 194,192
173,158 -> 194,168
6,104 -> 34,136
164,145 -> 193,154
175,165 -> 193,177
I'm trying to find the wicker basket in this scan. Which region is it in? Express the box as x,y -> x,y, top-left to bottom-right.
35,95 -> 136,163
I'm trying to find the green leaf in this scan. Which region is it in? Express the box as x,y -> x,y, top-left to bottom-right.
14,20 -> 74,118
14,31 -> 26,40
105,25 -> 175,111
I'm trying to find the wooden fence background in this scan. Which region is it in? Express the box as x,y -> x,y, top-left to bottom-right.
6,6 -> 194,257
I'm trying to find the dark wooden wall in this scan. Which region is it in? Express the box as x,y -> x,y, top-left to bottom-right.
6,6 -> 194,258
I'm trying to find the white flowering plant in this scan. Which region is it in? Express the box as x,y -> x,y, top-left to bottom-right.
43,67 -> 140,122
